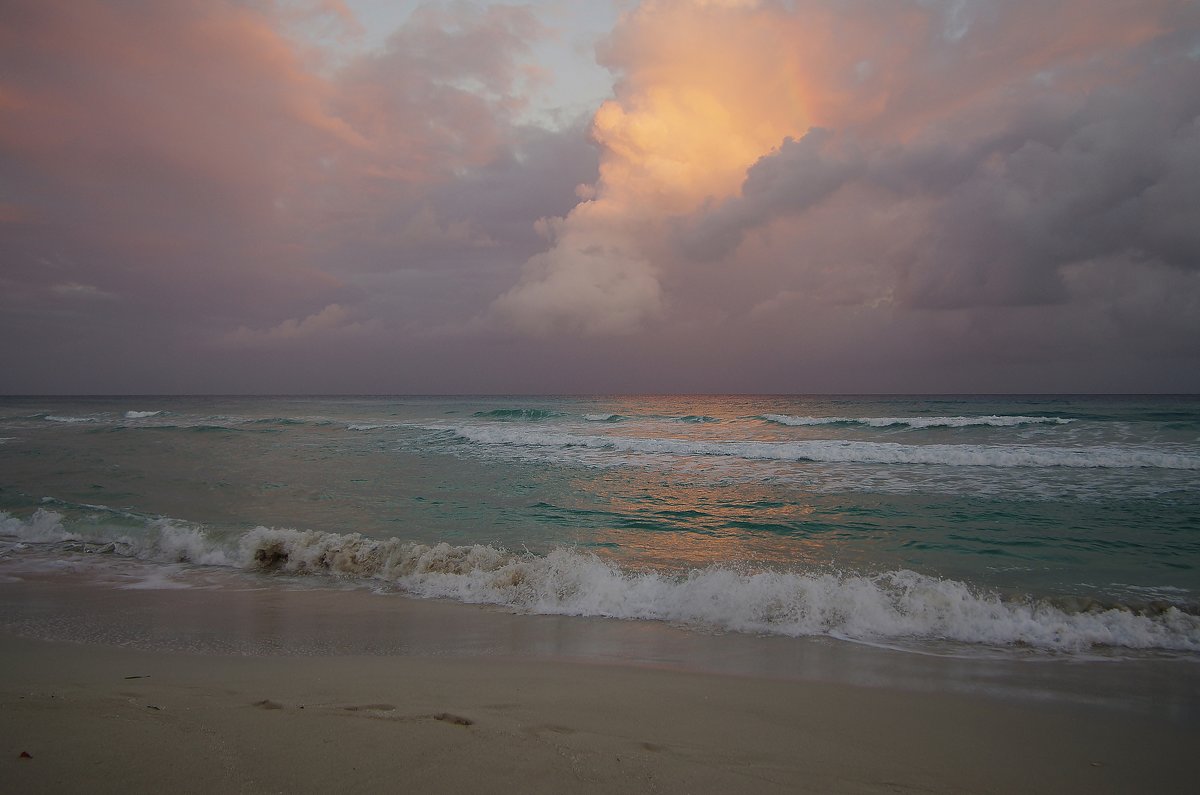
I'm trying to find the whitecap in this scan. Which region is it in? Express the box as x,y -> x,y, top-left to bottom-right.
440,425 -> 1200,470
761,414 -> 1074,429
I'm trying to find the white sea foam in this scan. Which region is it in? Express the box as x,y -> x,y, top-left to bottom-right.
124,410 -> 162,419
442,426 -> 1200,470
2,512 -> 1197,653
44,415 -> 96,424
118,567 -> 196,590
761,414 -> 1073,428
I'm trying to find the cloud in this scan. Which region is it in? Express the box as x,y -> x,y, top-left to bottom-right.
492,215 -> 664,335
330,2 -> 547,181
679,128 -> 861,262
493,0 -> 1200,348
2,0 -> 1198,392
223,303 -> 371,347
681,8 -> 1200,311
491,0 -> 816,334
0,0 -> 358,320
0,1 -> 566,335
50,282 -> 117,301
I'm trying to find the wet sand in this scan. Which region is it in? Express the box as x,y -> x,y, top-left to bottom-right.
1,571 -> 1198,793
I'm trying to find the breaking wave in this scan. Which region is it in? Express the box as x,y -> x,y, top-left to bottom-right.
124,410 -> 163,419
443,426 -> 1200,470
760,414 -> 1074,429
2,510 -> 1198,654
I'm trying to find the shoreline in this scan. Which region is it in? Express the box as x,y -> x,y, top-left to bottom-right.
2,570 -> 1199,792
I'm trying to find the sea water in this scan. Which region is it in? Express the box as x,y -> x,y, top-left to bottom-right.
1,394 -> 1198,657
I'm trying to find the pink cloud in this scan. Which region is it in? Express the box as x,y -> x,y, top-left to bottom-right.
0,0 -> 552,330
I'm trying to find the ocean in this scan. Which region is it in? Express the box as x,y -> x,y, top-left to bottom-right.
2,394 -> 1199,661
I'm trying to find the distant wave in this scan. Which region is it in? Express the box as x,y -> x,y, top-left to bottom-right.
443,426 -> 1200,469
124,410 -> 163,419
760,414 -> 1074,429
473,408 -> 561,421
583,413 -> 626,422
43,415 -> 97,424
3,509 -> 1197,653
673,415 -> 720,423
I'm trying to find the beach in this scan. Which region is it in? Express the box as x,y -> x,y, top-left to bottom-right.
3,569 -> 1198,794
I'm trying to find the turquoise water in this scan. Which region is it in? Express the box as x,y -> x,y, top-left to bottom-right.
1,395 -> 1198,655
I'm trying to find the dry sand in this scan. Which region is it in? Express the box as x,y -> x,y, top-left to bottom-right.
1,572 -> 1197,794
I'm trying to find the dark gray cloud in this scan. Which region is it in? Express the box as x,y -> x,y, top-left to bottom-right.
680,32 -> 1200,312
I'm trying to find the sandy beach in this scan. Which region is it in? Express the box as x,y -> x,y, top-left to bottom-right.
2,570 -> 1198,794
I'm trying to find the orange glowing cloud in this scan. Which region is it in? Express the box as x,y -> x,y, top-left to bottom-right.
493,0 -> 824,334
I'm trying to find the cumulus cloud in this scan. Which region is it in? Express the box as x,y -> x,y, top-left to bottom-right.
683,24 -> 1200,311
492,0 -> 815,334
494,0 -> 1200,359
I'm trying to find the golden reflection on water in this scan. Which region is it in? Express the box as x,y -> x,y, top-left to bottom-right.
568,472 -> 841,573
589,527 -> 833,573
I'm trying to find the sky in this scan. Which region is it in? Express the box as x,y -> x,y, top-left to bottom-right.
1,0 -> 1199,394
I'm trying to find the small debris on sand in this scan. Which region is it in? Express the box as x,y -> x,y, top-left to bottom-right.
432,712 -> 474,726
